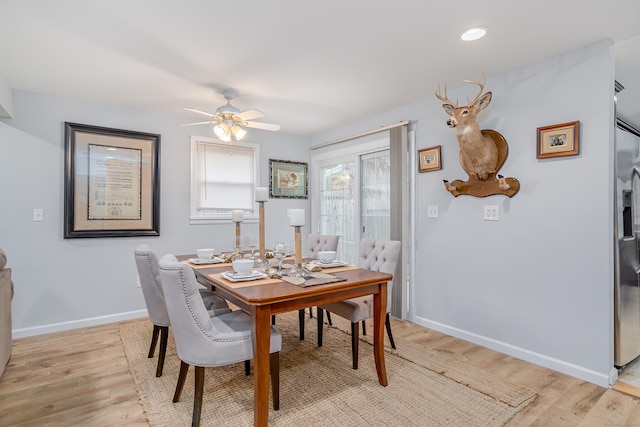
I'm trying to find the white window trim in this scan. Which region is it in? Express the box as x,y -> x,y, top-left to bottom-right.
189,135 -> 261,224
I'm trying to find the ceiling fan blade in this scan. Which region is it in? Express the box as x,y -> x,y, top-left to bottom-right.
244,121 -> 281,131
183,107 -> 217,118
235,109 -> 264,121
178,120 -> 219,126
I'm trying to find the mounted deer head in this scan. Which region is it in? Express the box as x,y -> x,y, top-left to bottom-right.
435,72 -> 498,182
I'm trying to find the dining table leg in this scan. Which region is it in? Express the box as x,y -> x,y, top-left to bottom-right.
373,283 -> 388,387
252,305 -> 272,426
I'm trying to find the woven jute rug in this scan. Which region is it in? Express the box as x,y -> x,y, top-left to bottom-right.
121,312 -> 536,426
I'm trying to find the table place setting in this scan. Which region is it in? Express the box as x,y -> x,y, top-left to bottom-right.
188,256 -> 225,265
220,270 -> 268,282
279,271 -> 346,288
308,260 -> 349,268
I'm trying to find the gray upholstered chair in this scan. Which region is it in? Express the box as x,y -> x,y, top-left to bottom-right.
307,234 -> 340,259
134,244 -> 231,377
291,234 -> 341,340
158,254 -> 282,427
304,234 -> 339,323
317,238 -> 401,369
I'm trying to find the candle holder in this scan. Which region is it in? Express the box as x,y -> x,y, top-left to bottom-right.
288,225 -> 310,278
234,221 -> 242,255
258,201 -> 266,257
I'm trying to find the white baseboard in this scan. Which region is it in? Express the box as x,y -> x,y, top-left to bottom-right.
413,315 -> 611,388
12,309 -> 148,339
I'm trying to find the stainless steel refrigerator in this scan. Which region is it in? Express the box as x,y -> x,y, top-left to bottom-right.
614,120 -> 640,367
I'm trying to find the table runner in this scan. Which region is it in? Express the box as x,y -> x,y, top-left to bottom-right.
281,272 -> 346,287
207,273 -> 282,289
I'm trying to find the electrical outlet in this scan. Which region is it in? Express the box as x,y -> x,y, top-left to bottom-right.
427,205 -> 439,218
483,205 -> 499,221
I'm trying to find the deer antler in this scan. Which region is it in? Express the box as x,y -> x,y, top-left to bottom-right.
463,71 -> 486,106
435,82 -> 458,107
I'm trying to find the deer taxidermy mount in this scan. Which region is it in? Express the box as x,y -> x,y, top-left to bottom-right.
435,72 -> 519,198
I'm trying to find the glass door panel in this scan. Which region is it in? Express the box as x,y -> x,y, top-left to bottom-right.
319,161 -> 358,264
361,150 -> 390,241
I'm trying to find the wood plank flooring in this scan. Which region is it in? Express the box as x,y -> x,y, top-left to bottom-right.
1,315 -> 639,426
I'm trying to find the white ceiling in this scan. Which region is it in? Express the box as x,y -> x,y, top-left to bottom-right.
1,0 -> 640,135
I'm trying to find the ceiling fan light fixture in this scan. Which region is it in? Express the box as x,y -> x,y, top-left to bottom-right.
232,125 -> 247,140
214,122 -> 229,137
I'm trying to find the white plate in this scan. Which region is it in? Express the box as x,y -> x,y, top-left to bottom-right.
311,260 -> 348,268
189,257 -> 224,265
221,271 -> 268,282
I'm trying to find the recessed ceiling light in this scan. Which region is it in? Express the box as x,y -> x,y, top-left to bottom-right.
461,27 -> 487,42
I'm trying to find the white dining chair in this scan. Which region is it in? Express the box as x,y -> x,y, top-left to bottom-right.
158,254 -> 282,427
134,244 -> 231,377
317,238 -> 400,369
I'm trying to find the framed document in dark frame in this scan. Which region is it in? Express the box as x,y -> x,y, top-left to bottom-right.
64,122 -> 160,238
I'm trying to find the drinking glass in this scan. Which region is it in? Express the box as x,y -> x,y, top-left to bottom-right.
273,242 -> 286,273
246,235 -> 258,258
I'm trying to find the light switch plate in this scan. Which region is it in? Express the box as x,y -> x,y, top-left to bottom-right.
427,205 -> 438,218
33,208 -> 44,222
483,205 -> 499,221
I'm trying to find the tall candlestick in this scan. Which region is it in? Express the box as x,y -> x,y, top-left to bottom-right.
294,225 -> 302,266
258,201 -> 265,256
255,187 -> 268,202
235,221 -> 241,252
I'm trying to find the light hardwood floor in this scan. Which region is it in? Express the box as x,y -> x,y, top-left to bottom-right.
1,316 -> 639,426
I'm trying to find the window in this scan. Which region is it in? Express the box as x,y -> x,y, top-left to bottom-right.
190,135 -> 260,222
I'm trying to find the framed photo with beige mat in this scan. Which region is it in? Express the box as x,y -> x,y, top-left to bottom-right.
64,122 -> 160,238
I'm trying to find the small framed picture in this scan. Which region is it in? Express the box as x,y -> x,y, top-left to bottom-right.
418,145 -> 442,173
536,121 -> 580,159
269,159 -> 308,199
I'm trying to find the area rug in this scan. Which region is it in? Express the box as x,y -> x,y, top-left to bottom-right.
121,312 -> 536,426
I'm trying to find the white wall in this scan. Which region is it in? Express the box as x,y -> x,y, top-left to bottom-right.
0,90 -> 311,335
311,40 -> 616,387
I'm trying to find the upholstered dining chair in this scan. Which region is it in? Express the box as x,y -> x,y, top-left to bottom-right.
270,234 -> 340,340
305,234 -> 340,319
134,244 -> 231,377
158,254 -> 282,427
317,238 -> 401,369
304,234 -> 339,323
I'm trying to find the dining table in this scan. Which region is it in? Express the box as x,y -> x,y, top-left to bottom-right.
178,255 -> 391,427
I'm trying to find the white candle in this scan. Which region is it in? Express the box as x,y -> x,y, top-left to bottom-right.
289,208 -> 305,226
232,210 -> 244,222
255,187 -> 268,202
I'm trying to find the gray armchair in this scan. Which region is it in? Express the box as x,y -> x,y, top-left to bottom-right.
317,238 -> 401,369
158,254 -> 282,427
0,248 -> 13,379
306,234 -> 340,259
134,244 -> 231,377
293,234 -> 340,340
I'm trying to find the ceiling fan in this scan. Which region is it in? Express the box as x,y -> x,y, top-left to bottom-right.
180,90 -> 281,142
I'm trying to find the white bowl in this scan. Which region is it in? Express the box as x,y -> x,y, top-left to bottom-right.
318,250 -> 337,263
196,248 -> 215,260
232,258 -> 254,275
